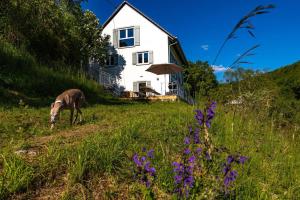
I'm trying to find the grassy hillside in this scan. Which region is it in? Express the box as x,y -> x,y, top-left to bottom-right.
0,102 -> 299,199
268,61 -> 300,100
0,41 -> 116,107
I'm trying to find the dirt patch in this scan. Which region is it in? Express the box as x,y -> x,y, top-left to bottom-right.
11,183 -> 66,200
29,121 -> 113,147
32,124 -> 100,146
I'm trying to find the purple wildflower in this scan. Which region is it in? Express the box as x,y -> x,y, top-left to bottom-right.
227,155 -> 234,164
195,109 -> 204,126
145,180 -> 151,188
147,149 -> 154,158
173,149 -> 196,198
132,149 -> 156,188
224,170 -> 238,189
206,101 -> 217,128
184,148 -> 191,155
133,154 -> 142,167
188,126 -> 193,134
223,164 -> 231,175
239,156 -> 248,164
173,162 -> 184,173
222,154 -> 248,193
194,128 -> 200,144
188,155 -> 196,163
174,175 -> 183,184
184,137 -> 190,145
141,156 -> 146,163
184,176 -> 194,187
196,147 -> 202,154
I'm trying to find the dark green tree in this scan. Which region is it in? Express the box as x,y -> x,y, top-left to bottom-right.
183,61 -> 218,98
0,0 -> 109,70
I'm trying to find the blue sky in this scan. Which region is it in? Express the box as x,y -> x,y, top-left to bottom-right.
82,0 -> 300,80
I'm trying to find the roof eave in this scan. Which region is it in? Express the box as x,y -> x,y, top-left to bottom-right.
103,1 -> 176,39
170,37 -> 188,65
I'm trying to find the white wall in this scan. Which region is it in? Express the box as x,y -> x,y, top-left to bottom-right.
102,4 -> 170,95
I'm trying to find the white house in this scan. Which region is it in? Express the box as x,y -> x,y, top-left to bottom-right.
94,1 -> 189,100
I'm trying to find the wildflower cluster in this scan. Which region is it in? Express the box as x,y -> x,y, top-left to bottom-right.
133,148 -> 156,188
172,143 -> 197,197
195,101 -> 217,160
223,155 -> 248,192
172,101 -> 218,198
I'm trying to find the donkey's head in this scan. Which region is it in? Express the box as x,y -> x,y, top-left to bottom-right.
50,100 -> 63,125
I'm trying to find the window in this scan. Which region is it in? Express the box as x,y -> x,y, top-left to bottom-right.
170,51 -> 179,65
119,27 -> 134,47
137,51 -> 149,64
106,54 -> 118,66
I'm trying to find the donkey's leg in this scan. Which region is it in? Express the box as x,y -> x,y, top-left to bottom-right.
73,109 -> 79,124
77,108 -> 83,123
73,101 -> 81,124
70,109 -> 74,125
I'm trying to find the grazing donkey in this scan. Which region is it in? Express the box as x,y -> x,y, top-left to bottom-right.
50,89 -> 85,129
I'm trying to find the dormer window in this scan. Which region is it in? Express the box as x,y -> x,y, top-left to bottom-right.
113,26 -> 140,48
119,27 -> 134,47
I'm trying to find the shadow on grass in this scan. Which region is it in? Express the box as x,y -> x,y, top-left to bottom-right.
0,86 -> 133,108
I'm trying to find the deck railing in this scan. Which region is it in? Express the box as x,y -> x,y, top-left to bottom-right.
169,81 -> 195,105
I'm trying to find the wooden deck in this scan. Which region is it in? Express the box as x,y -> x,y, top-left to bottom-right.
120,95 -> 179,102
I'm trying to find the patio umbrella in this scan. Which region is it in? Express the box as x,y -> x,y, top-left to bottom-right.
146,63 -> 183,75
146,64 -> 183,95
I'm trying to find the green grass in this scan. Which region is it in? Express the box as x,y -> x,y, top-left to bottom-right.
0,102 -> 299,199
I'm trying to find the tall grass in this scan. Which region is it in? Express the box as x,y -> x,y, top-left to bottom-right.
0,154 -> 34,199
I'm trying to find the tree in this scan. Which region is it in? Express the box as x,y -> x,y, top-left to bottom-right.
183,61 -> 218,98
0,0 -> 109,70
80,10 -> 110,68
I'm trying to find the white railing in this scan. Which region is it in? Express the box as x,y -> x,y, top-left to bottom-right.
98,70 -> 117,87
98,70 -> 121,96
169,81 -> 195,105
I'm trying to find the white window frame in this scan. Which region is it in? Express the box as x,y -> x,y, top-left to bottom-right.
137,51 -> 149,65
119,27 -> 135,48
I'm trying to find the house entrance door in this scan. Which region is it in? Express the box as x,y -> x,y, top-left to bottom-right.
138,82 -> 146,97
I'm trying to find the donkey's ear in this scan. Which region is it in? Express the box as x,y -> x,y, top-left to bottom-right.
51,103 -> 54,108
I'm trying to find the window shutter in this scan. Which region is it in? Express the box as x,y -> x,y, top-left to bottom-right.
149,51 -> 153,64
146,81 -> 151,87
132,52 -> 137,65
134,26 -> 140,46
133,82 -> 138,92
113,29 -> 118,48
113,54 -> 118,65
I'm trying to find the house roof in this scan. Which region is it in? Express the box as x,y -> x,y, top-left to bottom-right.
103,1 -> 188,65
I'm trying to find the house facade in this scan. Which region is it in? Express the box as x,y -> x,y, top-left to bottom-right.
98,1 -> 188,98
